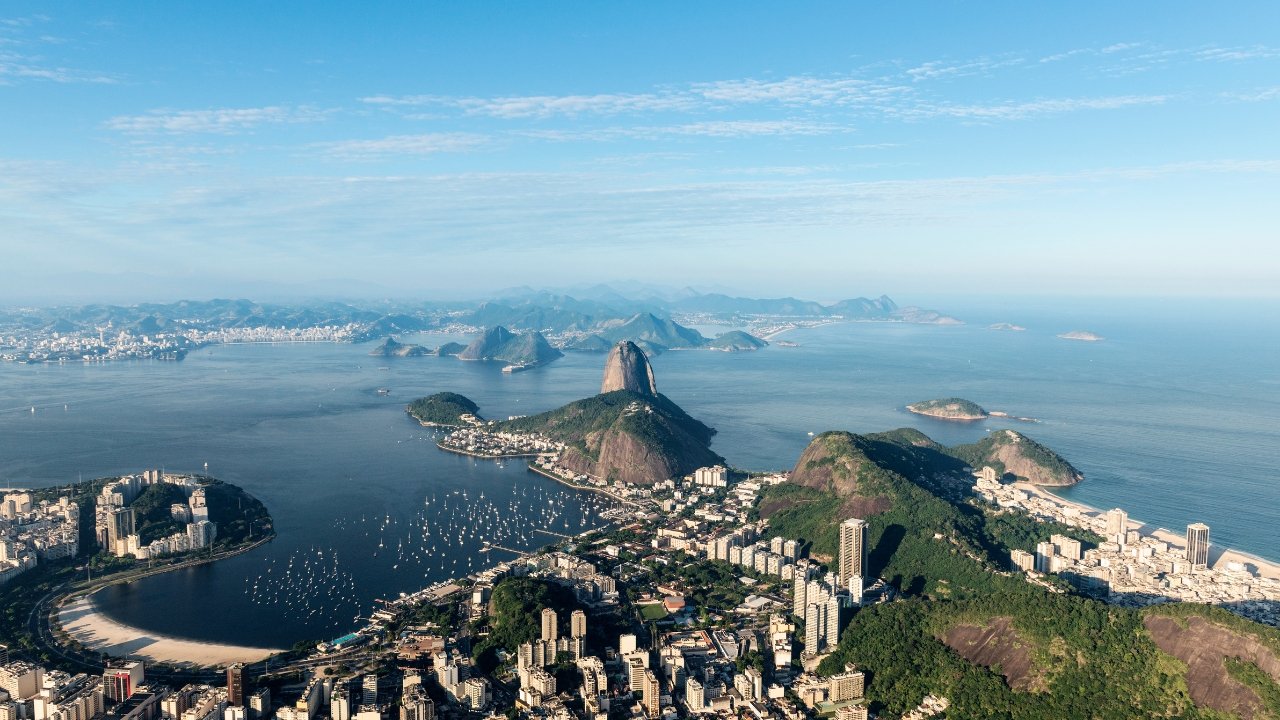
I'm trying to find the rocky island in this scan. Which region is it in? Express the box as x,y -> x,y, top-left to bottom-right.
457,326 -> 563,367
367,337 -> 432,357
907,397 -> 990,421
987,322 -> 1027,331
1059,330 -> 1105,342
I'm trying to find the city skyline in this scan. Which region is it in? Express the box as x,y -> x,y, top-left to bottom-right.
2,3 -> 1279,302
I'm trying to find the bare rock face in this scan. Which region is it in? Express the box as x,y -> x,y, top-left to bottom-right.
600,341 -> 657,396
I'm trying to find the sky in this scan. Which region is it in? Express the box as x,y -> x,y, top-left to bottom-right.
2,2 -> 1279,303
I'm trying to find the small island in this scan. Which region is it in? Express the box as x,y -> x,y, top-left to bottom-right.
987,322 -> 1027,332
407,392 -> 483,427
705,330 -> 768,352
1059,330 -> 1105,342
367,337 -> 432,357
907,397 -> 990,421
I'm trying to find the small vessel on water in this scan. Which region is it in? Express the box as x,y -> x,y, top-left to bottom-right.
501,363 -> 530,374
377,388 -> 391,395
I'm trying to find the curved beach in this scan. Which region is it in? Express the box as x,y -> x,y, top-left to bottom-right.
58,594 -> 283,667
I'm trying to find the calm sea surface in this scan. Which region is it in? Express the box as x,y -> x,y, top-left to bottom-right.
1,298 -> 1276,647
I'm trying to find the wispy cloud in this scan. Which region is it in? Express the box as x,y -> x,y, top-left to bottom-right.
0,54 -> 116,84
1225,86 -> 1280,102
905,56 -> 1024,81
105,106 -> 329,134
892,94 -> 1169,121
364,75 -> 913,119
1101,42 -> 1142,54
521,120 -> 847,143
692,76 -> 909,106
316,132 -> 489,159
0,15 -> 117,84
1193,45 -> 1279,62
363,92 -> 696,118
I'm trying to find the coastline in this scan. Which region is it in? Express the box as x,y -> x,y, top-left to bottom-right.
57,593 -> 283,667
1017,482 -> 1280,581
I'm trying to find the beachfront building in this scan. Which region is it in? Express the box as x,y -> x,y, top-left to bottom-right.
1187,523 -> 1210,570
1106,508 -> 1128,546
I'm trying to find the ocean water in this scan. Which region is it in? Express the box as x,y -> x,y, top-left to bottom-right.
1,297 -> 1276,647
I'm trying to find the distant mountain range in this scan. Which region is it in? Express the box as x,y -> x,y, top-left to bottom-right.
0,288 -> 960,358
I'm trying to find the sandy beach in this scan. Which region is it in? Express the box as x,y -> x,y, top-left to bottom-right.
1017,482 -> 1280,581
57,594 -> 283,667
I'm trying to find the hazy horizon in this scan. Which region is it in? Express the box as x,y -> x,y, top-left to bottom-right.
3,3 -> 1278,301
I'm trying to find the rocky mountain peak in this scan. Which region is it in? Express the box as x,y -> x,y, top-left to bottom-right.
601,340 -> 657,396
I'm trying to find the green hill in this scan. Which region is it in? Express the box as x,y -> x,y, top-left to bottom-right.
407,392 -> 481,426
497,390 -> 722,484
952,429 -> 1083,486
757,429 -> 1278,718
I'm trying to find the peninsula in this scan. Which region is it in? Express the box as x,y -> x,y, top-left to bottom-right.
407,392 -> 482,427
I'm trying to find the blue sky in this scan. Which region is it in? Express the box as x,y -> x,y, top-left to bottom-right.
2,2 -> 1278,302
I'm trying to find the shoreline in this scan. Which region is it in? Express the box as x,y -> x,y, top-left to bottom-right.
57,593 -> 283,667
1018,483 -> 1280,580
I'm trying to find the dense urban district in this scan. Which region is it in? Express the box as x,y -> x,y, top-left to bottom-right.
5,342 -> 1280,720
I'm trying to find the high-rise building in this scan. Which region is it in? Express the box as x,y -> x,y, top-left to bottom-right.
619,633 -> 637,656
540,608 -> 558,643
792,564 -> 809,617
804,602 -> 823,655
226,663 -> 244,706
838,518 -> 867,584
641,670 -> 660,719
1010,549 -> 1035,573
0,662 -> 42,701
1186,523 -> 1210,570
783,539 -> 799,561
102,661 -> 143,704
361,675 -> 378,708
828,669 -> 865,702
248,689 -> 270,720
685,678 -> 704,712
106,507 -> 136,556
1034,541 -> 1056,573
399,687 -> 433,720
627,656 -> 647,693
1105,509 -> 1128,544
847,573 -> 864,605
1051,534 -> 1082,562
570,609 -> 587,639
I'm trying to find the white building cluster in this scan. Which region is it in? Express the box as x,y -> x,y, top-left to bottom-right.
0,659 -> 105,720
0,492 -> 79,585
975,467 -> 1280,626
94,471 -> 217,560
